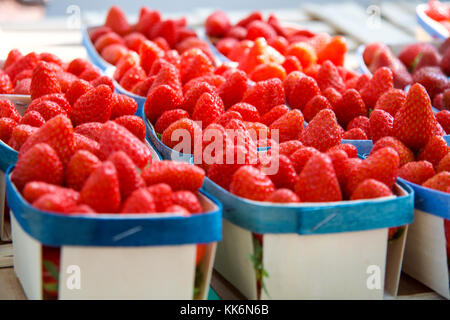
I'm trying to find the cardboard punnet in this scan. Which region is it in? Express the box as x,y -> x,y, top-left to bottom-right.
203,177 -> 414,299
6,151 -> 222,299
0,94 -> 30,241
400,178 -> 450,299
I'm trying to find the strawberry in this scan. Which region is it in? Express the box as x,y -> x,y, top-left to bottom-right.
287,75 -> 320,111
98,121 -> 152,169
228,103 -> 260,122
136,7 -> 161,36
286,42 -> 317,69
110,93 -> 138,119
124,32 -> 147,52
360,67 -> 393,109
334,89 -> 367,127
399,161 -> 436,185
249,63 -> 286,82
302,95 -> 332,123
269,36 -> 288,55
393,83 -> 437,152
108,151 -> 146,200
65,79 -> 94,106
226,26 -> 247,40
289,146 -> 321,174
237,11 -> 263,28
149,20 -> 178,49
279,140 -> 303,157
161,118 -> 202,152
230,165 -> 275,201
70,84 -> 113,126
13,78 -> 31,95
29,93 -> 71,114
437,153 -> 450,172
316,60 -> 345,94
0,73 -> 13,94
215,111 -> 243,127
369,109 -> 394,142
440,49 -> 450,76
165,205 -> 190,215
193,92 -> 225,128
217,70 -> 249,108
342,128 -> 368,140
328,143 -> 358,158
301,109 -> 343,152
72,132 -> 100,156
216,37 -> 240,57
0,99 -> 21,123
119,65 -> 147,91
155,109 -> 190,134
65,150 -> 101,191
412,66 -> 447,100
436,110 -> 450,133
66,58 -> 91,77
25,100 -> 66,122
0,117 -> 17,143
416,135 -> 450,168
322,87 -> 342,109
269,109 -> 304,142
260,104 -> 289,126
146,183 -> 173,212
283,71 -> 304,100
30,61 -> 62,100
243,78 -> 285,116
55,71 -> 78,93
350,179 -> 392,200
294,153 -> 342,202
371,136 -> 414,167
12,143 -> 63,191
246,20 -> 277,41
4,52 -> 39,82
9,125 -> 37,150
205,10 -> 231,37
19,115 -> 75,166
139,40 -> 165,75
414,48 -> 441,72
33,192 -> 78,213
398,43 -> 435,70
144,84 -> 183,123
347,147 -> 399,195
317,35 -> 347,66
90,75 -> 114,92
172,191 -> 202,214
120,188 -> 156,214
113,52 -> 140,81
141,161 -> 205,191
326,149 -> 349,188
266,189 -> 300,203
3,49 -> 22,70
78,67 -> 101,82
374,88 -> 406,117
263,154 -> 298,189
347,116 -> 371,137
80,161 -> 121,213
282,55 -> 302,74
422,171 -> 450,193
23,181 -> 79,204
182,81 -> 217,115
104,5 -> 131,36
74,122 -> 103,142
183,74 -> 225,93
114,115 -> 146,141
180,48 -> 214,84
131,76 -> 155,97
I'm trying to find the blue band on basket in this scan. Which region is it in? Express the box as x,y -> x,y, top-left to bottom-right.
202,177 -> 414,235
398,177 -> 450,220
341,139 -> 373,158
6,166 -> 222,247
0,141 -> 18,172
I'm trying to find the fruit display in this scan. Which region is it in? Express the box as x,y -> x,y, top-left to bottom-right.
424,0 -> 450,33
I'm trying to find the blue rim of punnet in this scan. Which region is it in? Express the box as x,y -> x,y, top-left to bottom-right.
81,25 -> 115,71
202,176 -> 414,235
5,165 -> 222,247
398,177 -> 449,220
416,3 -> 448,40
0,140 -> 18,173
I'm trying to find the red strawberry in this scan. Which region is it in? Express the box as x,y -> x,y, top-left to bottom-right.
360,67 -> 393,109
155,109 -> 190,134
74,122 -> 103,142
228,103 -> 260,122
131,76 -> 155,97
266,189 -> 300,203
23,181 -> 79,204
343,128 -> 368,140
139,40 -> 165,75
282,55 -> 302,74
171,191 -> 202,214
347,147 -> 399,195
322,87 -> 342,109
263,154 -> 298,189
289,146 -> 321,174
243,78 -> 285,116
269,109 -> 304,142
80,161 -> 121,213
287,75 -> 320,111
108,151 -> 146,200
33,192 -> 78,213
136,7 -> 161,36
326,149 -> 350,189
328,143 -> 358,158
182,81 -> 217,115
161,118 -> 202,152
124,32 -> 147,52
237,11 -> 263,28
65,79 -> 94,106
98,121 -> 152,169
183,74 -> 225,93
206,10 -> 232,37
141,161 -> 205,191
110,93 -> 138,119
334,89 -> 367,127
121,188 -> 156,214
260,104 -> 289,126
436,110 -> 450,133
215,111 -> 243,127
104,5 -> 131,36
119,65 -> 147,91
347,116 -> 371,137
29,93 -> 71,114
283,71 -> 304,101
12,143 -> 63,191
230,165 -> 275,201
249,63 -> 286,82
165,205 -> 190,215
369,109 -> 394,142
398,43 -> 435,70
193,92 -> 225,128
4,52 -> 39,82
144,84 -> 183,123
374,89 -> 406,117
3,49 -> 22,70
437,153 -> 450,172
422,171 -> 450,193
294,153 -> 342,202
66,58 -> 91,77
30,61 -> 62,100
113,115 -> 145,141
278,140 -> 303,157
8,124 -> 37,150
416,135 -> 450,168
350,179 -> 393,200
146,183 -> 173,212
55,71 -> 78,93
440,49 -> 450,75
13,78 -> 31,95
0,99 -> 21,123
399,161 -> 436,185
303,95 -> 332,123
217,70 -> 249,108
393,83 -> 437,152
113,52 -> 139,81
371,136 -> 414,167
0,73 -> 13,94
65,150 -> 101,191
90,75 -> 114,92
0,117 -> 17,143
301,109 -> 343,152
78,67 -> 101,82
149,20 -> 178,49
180,48 -> 214,84
412,66 -> 447,100
19,115 -> 75,166
70,84 -> 113,125
316,60 -> 345,94
73,133 -> 100,156
216,38 -> 240,56
25,100 -> 66,121
246,20 -> 277,41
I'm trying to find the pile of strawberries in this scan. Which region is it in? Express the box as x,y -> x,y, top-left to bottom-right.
205,11 -> 347,78
425,0 -> 450,31
363,39 -> 450,107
